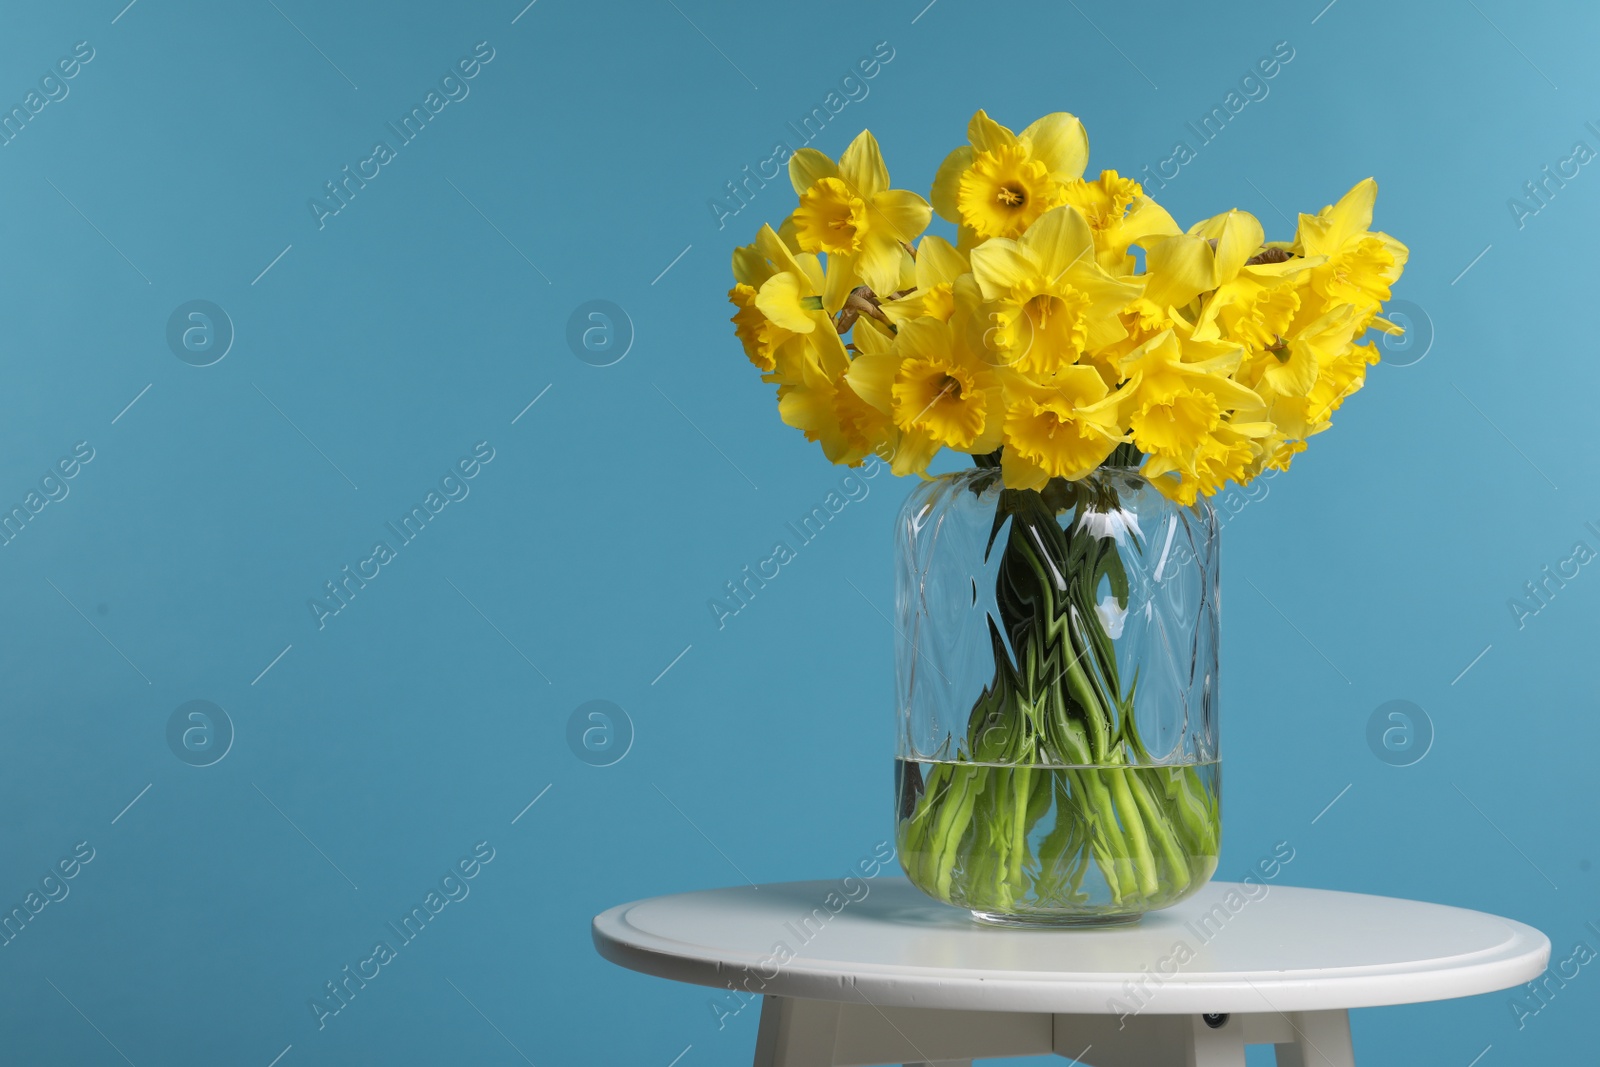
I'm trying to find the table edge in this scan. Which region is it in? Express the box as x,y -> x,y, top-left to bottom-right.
591,880 -> 1552,1014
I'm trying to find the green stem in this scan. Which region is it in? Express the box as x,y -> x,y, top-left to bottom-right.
1126,768 -> 1192,892
928,764 -> 982,899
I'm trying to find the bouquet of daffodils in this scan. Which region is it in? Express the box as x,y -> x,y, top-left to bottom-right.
727,109 -> 1407,920
728,109 -> 1407,503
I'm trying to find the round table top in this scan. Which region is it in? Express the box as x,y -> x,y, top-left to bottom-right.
592,878 -> 1549,1014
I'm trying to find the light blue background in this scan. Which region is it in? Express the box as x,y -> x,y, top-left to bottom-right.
0,0 -> 1593,1063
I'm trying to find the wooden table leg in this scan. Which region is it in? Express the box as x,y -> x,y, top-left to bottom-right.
753,996 -> 841,1066
1273,1010 -> 1354,1067
1185,1013 -> 1247,1066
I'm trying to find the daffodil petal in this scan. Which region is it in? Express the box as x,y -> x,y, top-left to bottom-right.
1326,178 -> 1377,239
1373,230 -> 1409,270
1018,205 -> 1096,278
966,109 -> 1017,153
1192,373 -> 1263,411
852,317 -> 894,354
822,254 -> 859,314
1181,345 -> 1246,378
1144,234 -> 1217,310
1141,453 -> 1179,479
755,223 -> 805,277
807,314 -> 851,375
868,188 -> 932,249
731,243 -> 770,287
1000,446 -> 1051,491
893,316 -> 952,361
845,349 -> 899,415
895,244 -> 919,292
1019,111 -> 1089,180
1118,197 -> 1181,250
755,272 -> 817,334
915,235 -> 967,289
889,431 -> 941,477
1228,421 -> 1277,438
838,130 -> 889,199
930,146 -> 972,223
968,238 -> 1032,300
1261,346 -> 1319,396
788,148 -> 839,195
1213,210 -> 1265,280
778,383 -> 834,436
1045,364 -> 1112,405
855,232 -> 904,297
970,386 -> 1006,453
776,215 -> 803,253
1074,269 -> 1145,317
791,255 -> 823,302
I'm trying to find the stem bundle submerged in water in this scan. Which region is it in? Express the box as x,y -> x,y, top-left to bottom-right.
896,462 -> 1220,924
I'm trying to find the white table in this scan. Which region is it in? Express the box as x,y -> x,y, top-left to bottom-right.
593,878 -> 1548,1066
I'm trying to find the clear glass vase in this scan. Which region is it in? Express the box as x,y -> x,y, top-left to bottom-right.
893,464 -> 1220,926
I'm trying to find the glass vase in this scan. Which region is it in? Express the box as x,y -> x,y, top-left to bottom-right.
893,464 -> 1220,926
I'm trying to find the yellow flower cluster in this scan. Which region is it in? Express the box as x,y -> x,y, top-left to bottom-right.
728,109 -> 1408,504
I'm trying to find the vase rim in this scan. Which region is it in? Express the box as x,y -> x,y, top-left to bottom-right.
949,463 -> 1149,480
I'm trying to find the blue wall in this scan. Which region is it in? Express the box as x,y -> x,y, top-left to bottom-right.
0,0 -> 1594,1063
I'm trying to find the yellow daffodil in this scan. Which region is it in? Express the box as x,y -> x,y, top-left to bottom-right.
774,320 -> 898,467
1192,427 -> 1260,495
847,307 -> 1003,476
1188,209 -> 1310,341
1060,169 -> 1180,273
1263,436 -> 1308,472
1214,278 -> 1301,353
787,130 -> 932,300
1292,340 -> 1378,435
881,235 -> 968,326
1295,179 -> 1409,326
1242,300 -> 1362,400
1182,209 -> 1337,404
728,226 -> 834,372
968,205 -> 1142,376
931,110 -> 1089,242
1141,233 -> 1221,315
1090,231 -> 1221,385
1116,329 -> 1262,477
1231,335 -> 1376,481
728,281 -> 787,373
1000,368 -> 1125,489
1143,423 -> 1263,505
